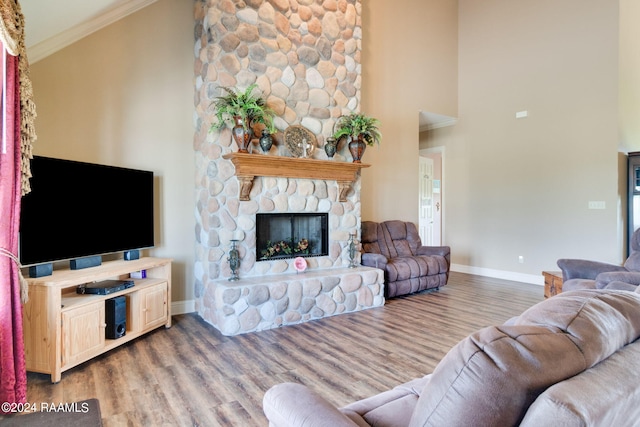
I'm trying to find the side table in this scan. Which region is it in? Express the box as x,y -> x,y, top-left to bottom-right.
542,271 -> 563,298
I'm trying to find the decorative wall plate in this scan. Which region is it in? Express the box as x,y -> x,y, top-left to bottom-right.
284,125 -> 316,158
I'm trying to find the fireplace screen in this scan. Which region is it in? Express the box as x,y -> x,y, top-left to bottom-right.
256,213 -> 328,260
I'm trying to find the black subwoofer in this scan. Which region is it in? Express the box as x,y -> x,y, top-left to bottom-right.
105,296 -> 127,339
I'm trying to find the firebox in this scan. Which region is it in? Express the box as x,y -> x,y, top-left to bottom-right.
256,213 -> 328,261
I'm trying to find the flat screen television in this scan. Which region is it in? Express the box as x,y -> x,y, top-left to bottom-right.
19,156 -> 155,267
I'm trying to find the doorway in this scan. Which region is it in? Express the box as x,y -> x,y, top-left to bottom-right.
418,149 -> 443,246
418,111 -> 455,247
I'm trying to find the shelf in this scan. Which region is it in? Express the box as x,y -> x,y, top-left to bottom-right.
61,278 -> 167,311
222,152 -> 371,202
25,257 -> 171,288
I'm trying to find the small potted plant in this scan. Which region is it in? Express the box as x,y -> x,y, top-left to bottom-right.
210,84 -> 275,153
332,112 -> 381,163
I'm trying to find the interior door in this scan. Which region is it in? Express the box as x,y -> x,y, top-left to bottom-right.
419,156 -> 435,245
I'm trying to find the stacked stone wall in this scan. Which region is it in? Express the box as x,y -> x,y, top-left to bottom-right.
206,267 -> 384,335
193,0 -> 364,324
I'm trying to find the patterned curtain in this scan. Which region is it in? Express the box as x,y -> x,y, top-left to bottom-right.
0,0 -> 36,408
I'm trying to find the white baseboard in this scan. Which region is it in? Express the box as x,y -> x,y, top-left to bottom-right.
172,300 -> 195,315
451,264 -> 544,286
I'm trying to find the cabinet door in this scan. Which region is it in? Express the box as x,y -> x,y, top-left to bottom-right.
61,302 -> 105,367
140,283 -> 167,331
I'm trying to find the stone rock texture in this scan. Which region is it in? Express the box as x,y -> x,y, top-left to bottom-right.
194,0 -> 365,331
207,267 -> 384,336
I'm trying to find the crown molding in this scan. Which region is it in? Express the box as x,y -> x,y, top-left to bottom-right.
27,0 -> 158,64
419,118 -> 458,132
418,111 -> 458,133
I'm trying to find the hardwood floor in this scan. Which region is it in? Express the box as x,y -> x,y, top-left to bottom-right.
22,272 -> 543,426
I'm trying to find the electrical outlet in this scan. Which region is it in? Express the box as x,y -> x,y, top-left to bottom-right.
518,255 -> 524,264
588,201 -> 606,210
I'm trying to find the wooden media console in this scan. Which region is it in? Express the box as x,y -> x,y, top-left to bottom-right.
22,257 -> 172,383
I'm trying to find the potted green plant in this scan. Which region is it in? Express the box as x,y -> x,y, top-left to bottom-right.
332,112 -> 381,163
210,84 -> 275,153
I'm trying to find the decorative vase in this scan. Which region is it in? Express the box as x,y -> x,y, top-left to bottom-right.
324,137 -> 337,158
348,134 -> 366,163
232,116 -> 252,153
227,239 -> 240,281
348,232 -> 358,268
259,129 -> 273,153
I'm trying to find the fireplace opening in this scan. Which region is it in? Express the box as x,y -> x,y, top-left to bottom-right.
256,213 -> 328,261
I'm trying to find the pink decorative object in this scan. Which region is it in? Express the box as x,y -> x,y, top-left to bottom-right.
294,257 -> 307,272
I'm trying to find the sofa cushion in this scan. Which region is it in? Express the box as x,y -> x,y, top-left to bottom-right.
605,280 -> 640,291
408,290 -> 640,427
361,222 -> 387,259
562,278 -> 597,291
513,290 -> 640,366
520,339 -> 640,426
596,270 -> 640,289
382,221 -> 422,257
386,256 -> 445,282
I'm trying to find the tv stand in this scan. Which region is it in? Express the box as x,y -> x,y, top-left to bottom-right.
22,257 -> 172,383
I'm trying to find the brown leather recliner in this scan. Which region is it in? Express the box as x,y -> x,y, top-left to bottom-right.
558,227 -> 640,292
360,220 -> 450,298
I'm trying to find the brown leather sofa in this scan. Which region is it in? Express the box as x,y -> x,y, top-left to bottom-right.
263,289 -> 640,426
360,220 -> 450,298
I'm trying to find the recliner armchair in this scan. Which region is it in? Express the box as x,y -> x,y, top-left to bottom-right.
360,220 -> 450,298
558,228 -> 640,292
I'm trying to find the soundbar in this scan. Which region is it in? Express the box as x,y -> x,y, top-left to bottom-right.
70,255 -> 102,270
77,279 -> 135,295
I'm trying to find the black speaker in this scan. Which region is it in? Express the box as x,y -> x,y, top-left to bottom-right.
124,249 -> 140,261
28,263 -> 53,278
105,296 -> 126,339
70,255 -> 102,270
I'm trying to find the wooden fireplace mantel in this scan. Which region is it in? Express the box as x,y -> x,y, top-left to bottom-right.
222,152 -> 371,202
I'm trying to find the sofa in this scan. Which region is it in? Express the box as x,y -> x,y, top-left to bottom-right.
360,220 -> 450,298
558,227 -> 640,292
263,289 -> 640,426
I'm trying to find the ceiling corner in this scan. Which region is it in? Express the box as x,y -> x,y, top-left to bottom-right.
24,0 -> 158,64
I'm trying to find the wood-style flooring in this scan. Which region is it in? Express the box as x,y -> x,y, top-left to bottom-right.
23,272 -> 543,426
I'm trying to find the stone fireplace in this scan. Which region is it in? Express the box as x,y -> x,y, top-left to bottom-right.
193,0 -> 382,335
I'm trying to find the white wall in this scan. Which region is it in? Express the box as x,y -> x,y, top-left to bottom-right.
365,0 -> 625,284
360,0 -> 458,223
29,0 -> 195,309
447,0 -> 621,281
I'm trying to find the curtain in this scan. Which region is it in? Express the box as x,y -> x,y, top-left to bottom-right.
0,0 -> 36,408
0,39 -> 26,407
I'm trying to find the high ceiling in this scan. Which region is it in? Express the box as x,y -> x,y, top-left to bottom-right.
20,0 -> 156,62
18,0 -> 456,130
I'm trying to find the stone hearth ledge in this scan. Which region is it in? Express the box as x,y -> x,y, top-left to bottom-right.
205,266 -> 385,336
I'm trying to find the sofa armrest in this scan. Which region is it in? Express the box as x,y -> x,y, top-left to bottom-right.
361,253 -> 388,269
557,258 -> 625,281
263,383 -> 360,427
595,271 -> 640,287
416,246 -> 451,259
